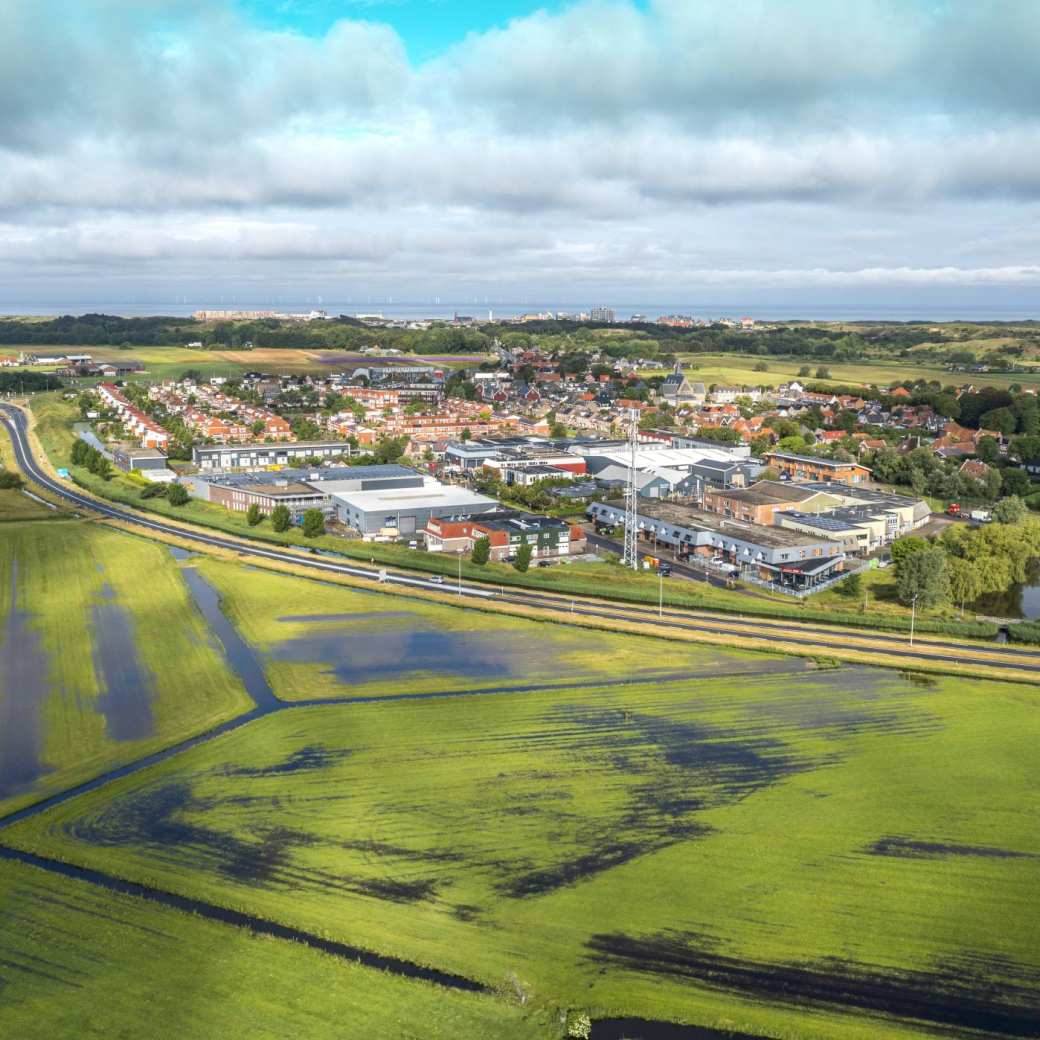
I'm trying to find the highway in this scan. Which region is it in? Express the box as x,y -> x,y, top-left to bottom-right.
4,402 -> 1040,681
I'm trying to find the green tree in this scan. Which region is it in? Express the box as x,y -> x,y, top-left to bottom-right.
373,436 -> 407,463
90,454 -> 112,480
896,545 -> 948,607
992,495 -> 1027,525
975,436 -> 1000,465
246,503 -> 262,526
890,535 -> 928,573
471,535 -> 491,565
1010,434 -> 1040,462
979,406 -> 1017,436
753,360 -> 769,372
166,483 -> 189,506
250,419 -> 265,437
291,417 -> 323,441
945,556 -> 985,617
815,366 -> 831,380
513,538 -> 532,572
999,467 -> 1031,497
271,504 -> 291,532
302,508 -> 325,537
837,572 -> 862,598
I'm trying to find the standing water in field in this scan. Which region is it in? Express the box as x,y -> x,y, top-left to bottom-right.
180,567 -> 277,711
0,561 -> 53,797
91,583 -> 156,742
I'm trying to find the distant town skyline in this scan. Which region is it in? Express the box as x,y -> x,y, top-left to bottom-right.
3,1 -> 1040,311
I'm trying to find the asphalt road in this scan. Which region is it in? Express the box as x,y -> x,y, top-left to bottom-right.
4,402 -> 1039,680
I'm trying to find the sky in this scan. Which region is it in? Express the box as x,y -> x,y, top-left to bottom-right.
2,0 -> 1040,315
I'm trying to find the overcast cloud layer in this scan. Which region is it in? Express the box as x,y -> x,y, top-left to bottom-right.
2,0 -> 1040,312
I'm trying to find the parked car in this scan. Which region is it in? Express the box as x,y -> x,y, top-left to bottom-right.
946,502 -> 961,516
970,509 -> 992,523
429,574 -> 445,584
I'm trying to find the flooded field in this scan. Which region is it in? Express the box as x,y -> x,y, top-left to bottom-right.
0,562 -> 52,798
92,585 -> 156,742
10,663 -> 1040,1040
0,525 -> 252,816
0,858 -> 548,1040
5,525 -> 1040,1039
188,558 -> 806,702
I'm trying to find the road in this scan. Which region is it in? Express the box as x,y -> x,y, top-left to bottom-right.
4,402 -> 1040,681
583,528 -> 741,591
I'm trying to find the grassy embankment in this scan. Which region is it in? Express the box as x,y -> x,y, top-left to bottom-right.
0,523 -> 254,817
25,395 -> 996,639
190,555 -> 800,703
0,859 -> 552,1040
11,668 -> 1040,1039
0,488 -> 58,522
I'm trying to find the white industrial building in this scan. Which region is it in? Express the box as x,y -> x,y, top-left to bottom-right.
331,482 -> 497,539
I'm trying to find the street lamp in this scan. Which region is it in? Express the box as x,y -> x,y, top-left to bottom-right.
909,593 -> 919,647
458,552 -> 462,595
658,567 -> 664,619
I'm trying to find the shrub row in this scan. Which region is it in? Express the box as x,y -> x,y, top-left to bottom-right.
1006,620 -> 1040,645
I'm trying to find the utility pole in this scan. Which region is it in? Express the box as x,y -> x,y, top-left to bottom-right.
909,593 -> 918,646
659,568 -> 664,619
457,553 -> 462,595
622,407 -> 639,571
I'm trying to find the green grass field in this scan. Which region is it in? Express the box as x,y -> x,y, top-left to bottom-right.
11,668 -> 1040,1038
192,555 -> 797,702
0,490 -> 60,521
11,344 -> 481,382
0,858 -> 552,1040
646,352 -> 1040,391
0,523 -> 254,816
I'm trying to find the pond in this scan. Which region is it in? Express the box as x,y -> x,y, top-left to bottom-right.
972,563 -> 1040,619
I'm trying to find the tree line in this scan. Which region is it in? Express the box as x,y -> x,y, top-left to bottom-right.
891,499 -> 1038,612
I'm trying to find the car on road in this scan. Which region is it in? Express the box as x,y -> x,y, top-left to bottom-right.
429,574 -> 445,584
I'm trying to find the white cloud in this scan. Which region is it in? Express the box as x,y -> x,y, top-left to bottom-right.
2,0 -> 1040,304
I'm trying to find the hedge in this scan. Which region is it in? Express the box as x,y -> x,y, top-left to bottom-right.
1006,620 -> 1040,645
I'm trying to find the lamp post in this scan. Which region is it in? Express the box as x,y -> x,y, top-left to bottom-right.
909,593 -> 918,647
458,553 -> 462,595
659,567 -> 664,619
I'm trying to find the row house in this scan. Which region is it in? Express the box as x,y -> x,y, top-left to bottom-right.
96,384 -> 169,450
